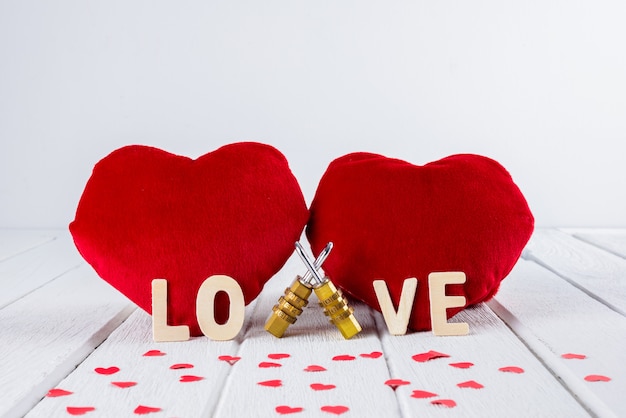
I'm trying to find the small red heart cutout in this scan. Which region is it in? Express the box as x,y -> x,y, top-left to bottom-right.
66,407 -> 95,416
170,363 -> 194,369
94,366 -> 119,375
275,405 -> 304,414
179,375 -> 204,382
359,351 -> 383,359
562,353 -> 587,360
111,381 -> 137,388
320,405 -> 349,415
310,383 -> 336,391
332,354 -> 356,361
457,380 -> 484,389
268,353 -> 291,360
46,388 -> 73,397
71,143 -> 308,336
411,390 -> 438,399
307,153 -> 533,330
449,362 -> 474,369
143,350 -> 166,357
585,374 -> 611,382
134,405 -> 162,415
431,399 -> 456,408
304,365 -> 326,372
385,379 -> 410,390
259,361 -> 282,368
218,355 -> 241,366
412,350 -> 450,362
258,379 -> 283,387
499,366 -> 525,374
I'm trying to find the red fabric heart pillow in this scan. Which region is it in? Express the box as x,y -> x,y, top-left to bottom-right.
306,153 -> 534,331
70,142 -> 308,336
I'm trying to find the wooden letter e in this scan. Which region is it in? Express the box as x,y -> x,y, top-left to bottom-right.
428,272 -> 469,336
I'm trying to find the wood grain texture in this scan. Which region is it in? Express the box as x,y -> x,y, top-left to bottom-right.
27,310 -> 239,417
0,233 -> 83,309
0,265 -> 133,418
375,303 -> 588,417
569,229 -> 626,260
27,302 -> 257,417
523,229 -> 626,316
0,228 -> 57,262
5,230 -> 624,417
490,259 -> 626,417
213,254 -> 400,417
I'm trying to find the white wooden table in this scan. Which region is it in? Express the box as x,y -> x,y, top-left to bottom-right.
1,229 -> 624,417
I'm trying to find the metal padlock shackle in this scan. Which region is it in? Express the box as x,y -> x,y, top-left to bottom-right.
264,241 -> 362,340
297,241 -> 332,286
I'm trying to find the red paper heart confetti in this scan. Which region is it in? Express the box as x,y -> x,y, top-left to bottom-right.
449,362 -> 474,369
585,374 -> 611,382
320,405 -> 349,415
562,353 -> 587,360
457,380 -> 484,389
259,361 -> 282,368
499,366 -> 525,374
412,350 -> 450,362
431,399 -> 457,408
134,405 -> 162,415
111,381 -> 137,388
170,363 -> 194,369
66,407 -> 95,416
94,366 -> 120,375
304,365 -> 327,372
258,379 -> 283,388
143,350 -> 166,357
218,355 -> 241,366
411,390 -> 438,399
385,379 -> 411,390
332,354 -> 356,361
360,351 -> 383,359
179,375 -> 204,382
276,405 -> 304,414
310,383 -> 336,391
46,388 -> 73,397
268,353 -> 291,360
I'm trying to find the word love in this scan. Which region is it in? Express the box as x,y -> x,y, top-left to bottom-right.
152,272 -> 470,342
373,272 -> 470,336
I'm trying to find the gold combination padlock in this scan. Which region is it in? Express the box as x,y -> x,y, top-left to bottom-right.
264,241 -> 362,339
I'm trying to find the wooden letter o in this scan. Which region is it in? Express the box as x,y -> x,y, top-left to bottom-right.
196,275 -> 245,341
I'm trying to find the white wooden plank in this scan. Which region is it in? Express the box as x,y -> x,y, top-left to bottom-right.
213,254 -> 399,417
0,233 -> 83,309
0,265 -> 134,418
0,228 -> 58,262
568,229 -> 626,260
27,299 -> 255,417
376,302 -> 588,417
489,259 -> 626,417
523,229 -> 626,316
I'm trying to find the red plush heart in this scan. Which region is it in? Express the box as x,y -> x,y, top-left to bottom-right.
71,142 -> 308,336
307,153 -> 533,331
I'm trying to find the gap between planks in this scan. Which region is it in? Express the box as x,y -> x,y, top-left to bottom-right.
0,233 -> 83,310
522,229 -> 626,318
491,258 -> 626,417
0,228 -> 59,262
0,265 -> 134,418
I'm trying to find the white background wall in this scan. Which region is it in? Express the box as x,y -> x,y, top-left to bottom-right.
1,0 -> 625,228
